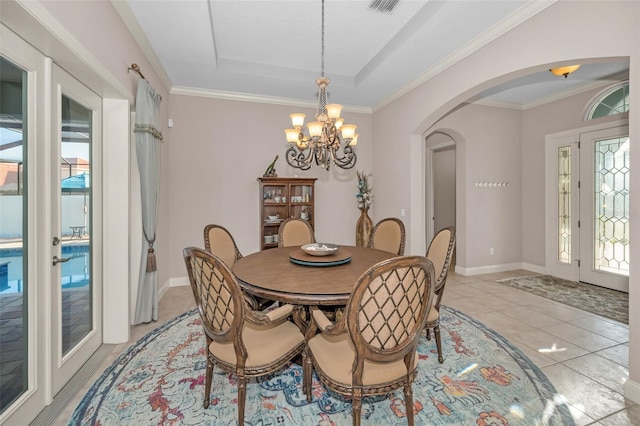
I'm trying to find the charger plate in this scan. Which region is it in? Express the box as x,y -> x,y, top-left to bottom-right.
289,248 -> 352,267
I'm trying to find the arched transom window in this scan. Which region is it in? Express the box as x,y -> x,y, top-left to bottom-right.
586,82 -> 629,120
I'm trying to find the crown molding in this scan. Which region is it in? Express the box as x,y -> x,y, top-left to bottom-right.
110,0 -> 173,94
170,86 -> 372,114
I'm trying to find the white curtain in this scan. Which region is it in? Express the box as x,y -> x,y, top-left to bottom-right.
133,79 -> 163,324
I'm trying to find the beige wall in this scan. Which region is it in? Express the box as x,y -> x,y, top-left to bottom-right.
429,104 -> 523,270
166,94 -> 373,281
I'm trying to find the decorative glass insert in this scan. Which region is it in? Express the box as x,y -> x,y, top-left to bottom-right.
558,146 -> 571,263
593,136 -> 630,275
587,82 -> 629,120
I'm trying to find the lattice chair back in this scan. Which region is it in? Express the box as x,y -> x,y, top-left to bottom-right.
183,247 -> 247,358
203,224 -> 243,268
346,256 -> 435,373
367,217 -> 406,255
278,218 -> 316,247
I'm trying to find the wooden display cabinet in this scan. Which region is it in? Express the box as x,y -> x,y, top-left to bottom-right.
258,177 -> 316,250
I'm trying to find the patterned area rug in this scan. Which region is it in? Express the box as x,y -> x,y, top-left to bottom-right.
496,275 -> 628,324
68,307 -> 575,425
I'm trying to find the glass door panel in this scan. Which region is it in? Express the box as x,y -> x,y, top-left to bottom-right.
0,56 -> 28,415
60,94 -> 92,355
593,136 -> 630,275
579,126 -> 629,292
51,65 -> 102,395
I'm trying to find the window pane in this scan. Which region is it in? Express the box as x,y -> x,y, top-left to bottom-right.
0,56 -> 28,414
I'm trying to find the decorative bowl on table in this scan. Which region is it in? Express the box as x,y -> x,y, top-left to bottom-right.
301,243 -> 339,257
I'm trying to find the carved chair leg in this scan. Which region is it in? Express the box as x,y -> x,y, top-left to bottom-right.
238,374 -> 247,425
303,350 -> 313,402
434,323 -> 444,363
203,356 -> 214,408
352,389 -> 362,426
404,384 -> 415,426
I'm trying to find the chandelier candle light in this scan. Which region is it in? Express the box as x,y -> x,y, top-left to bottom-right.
284,0 -> 358,171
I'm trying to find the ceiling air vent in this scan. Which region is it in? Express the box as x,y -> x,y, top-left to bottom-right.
368,0 -> 399,13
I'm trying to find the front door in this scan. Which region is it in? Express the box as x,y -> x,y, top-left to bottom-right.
545,121 -> 629,292
578,126 -> 629,292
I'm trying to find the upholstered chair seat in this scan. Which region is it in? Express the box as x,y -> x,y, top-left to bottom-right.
308,331 -> 419,386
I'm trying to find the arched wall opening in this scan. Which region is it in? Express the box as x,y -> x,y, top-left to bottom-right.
424,129 -> 465,269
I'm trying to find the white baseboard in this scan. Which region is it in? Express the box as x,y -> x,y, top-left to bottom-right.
624,379 -> 640,404
158,279 -> 171,301
455,262 -> 545,276
158,277 -> 189,300
169,276 -> 189,287
521,263 -> 546,274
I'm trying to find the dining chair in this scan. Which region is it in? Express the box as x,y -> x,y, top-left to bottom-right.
367,217 -> 406,255
278,218 -> 316,247
303,255 -> 435,426
183,247 -> 306,425
424,226 -> 456,363
203,224 -> 272,310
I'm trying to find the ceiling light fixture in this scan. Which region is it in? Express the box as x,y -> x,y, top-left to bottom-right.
549,64 -> 581,78
284,0 -> 358,171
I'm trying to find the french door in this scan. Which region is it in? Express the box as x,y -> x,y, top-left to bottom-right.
545,121 -> 629,292
0,25 -> 103,424
50,65 -> 103,395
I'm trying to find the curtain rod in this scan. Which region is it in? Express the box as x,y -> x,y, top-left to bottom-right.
128,63 -> 146,79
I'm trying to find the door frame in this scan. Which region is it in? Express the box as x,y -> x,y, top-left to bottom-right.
425,133 -> 456,246
0,23 -> 51,424
544,118 -> 629,287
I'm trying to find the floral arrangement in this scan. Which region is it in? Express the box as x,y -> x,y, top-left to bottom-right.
356,170 -> 372,209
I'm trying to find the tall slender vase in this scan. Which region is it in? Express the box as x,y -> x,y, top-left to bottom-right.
355,207 -> 373,247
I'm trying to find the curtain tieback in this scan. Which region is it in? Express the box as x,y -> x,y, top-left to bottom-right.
146,243 -> 157,272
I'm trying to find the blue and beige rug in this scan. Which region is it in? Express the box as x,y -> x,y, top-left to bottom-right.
69,307 -> 575,425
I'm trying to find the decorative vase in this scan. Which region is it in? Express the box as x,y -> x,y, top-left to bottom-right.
355,207 -> 373,247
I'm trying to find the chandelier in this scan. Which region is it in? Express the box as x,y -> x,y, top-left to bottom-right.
284,0 -> 358,171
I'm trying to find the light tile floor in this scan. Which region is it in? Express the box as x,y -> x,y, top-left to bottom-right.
53,269 -> 639,425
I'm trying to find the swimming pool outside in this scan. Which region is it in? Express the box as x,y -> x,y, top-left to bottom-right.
0,243 -> 90,293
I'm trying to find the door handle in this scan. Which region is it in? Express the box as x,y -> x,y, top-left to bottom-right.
52,255 -> 71,266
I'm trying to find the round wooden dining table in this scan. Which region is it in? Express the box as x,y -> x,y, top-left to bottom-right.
232,245 -> 398,306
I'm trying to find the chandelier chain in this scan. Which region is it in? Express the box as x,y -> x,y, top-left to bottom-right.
321,0 -> 325,78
